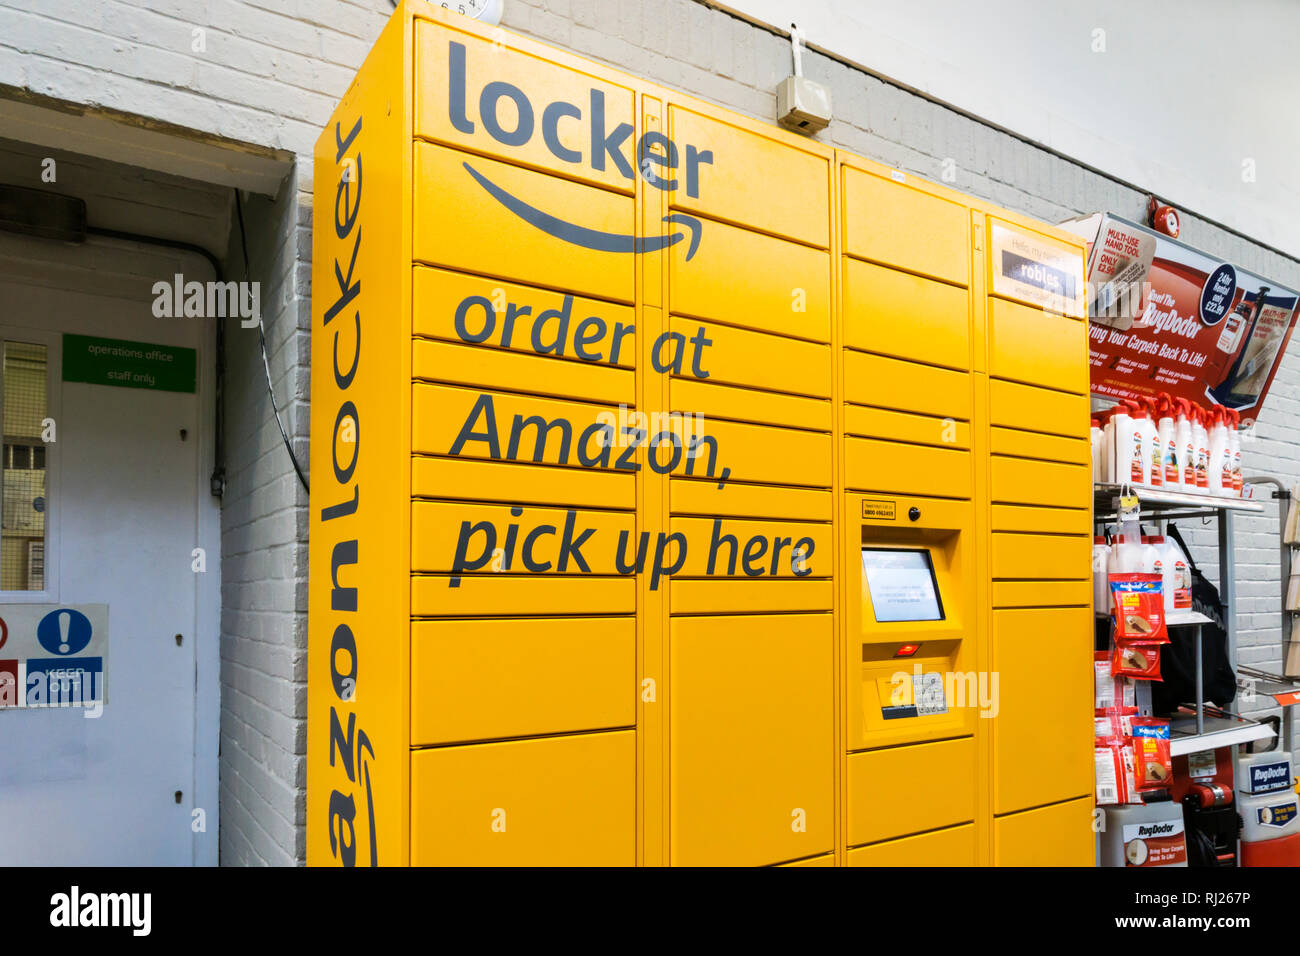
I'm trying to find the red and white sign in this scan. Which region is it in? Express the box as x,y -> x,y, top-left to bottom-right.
1062,214 -> 1300,426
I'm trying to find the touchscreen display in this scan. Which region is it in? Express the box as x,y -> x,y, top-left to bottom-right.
861,549 -> 944,623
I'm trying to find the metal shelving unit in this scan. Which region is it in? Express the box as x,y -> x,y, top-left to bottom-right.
1094,483 -> 1273,756
1236,477 -> 1300,756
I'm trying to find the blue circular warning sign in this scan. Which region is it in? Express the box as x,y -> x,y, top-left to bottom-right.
1200,263 -> 1237,326
37,607 -> 92,656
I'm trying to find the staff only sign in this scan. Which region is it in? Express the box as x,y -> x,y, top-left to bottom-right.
1063,213 -> 1300,422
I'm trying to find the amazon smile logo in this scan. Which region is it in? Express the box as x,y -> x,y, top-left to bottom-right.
447,40 -> 714,259
463,161 -> 703,259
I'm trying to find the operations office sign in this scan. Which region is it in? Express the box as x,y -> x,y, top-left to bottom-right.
62,334 -> 197,393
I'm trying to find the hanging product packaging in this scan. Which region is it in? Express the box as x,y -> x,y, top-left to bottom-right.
1095,736 -> 1140,806
1095,651 -> 1138,708
1113,642 -> 1163,680
1095,707 -> 1138,738
1110,573 -> 1169,643
1131,717 -> 1173,790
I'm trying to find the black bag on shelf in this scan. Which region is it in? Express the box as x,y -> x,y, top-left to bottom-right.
1152,523 -> 1236,714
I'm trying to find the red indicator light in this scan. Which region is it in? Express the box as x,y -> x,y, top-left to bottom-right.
895,643 -> 920,657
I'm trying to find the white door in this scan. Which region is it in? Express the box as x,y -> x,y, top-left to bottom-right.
0,239 -> 219,865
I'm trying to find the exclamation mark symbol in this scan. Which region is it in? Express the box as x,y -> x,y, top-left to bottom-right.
58,612 -> 70,654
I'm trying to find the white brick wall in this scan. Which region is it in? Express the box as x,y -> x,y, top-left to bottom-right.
2,0 -> 1297,863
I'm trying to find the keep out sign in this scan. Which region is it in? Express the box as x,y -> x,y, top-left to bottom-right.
0,604 -> 108,708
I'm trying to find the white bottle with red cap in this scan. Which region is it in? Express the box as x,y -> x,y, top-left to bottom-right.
1111,402 -> 1143,485
1208,406 -> 1230,496
1228,410 -> 1244,497
1176,399 -> 1195,491
1091,417 -> 1104,484
1093,535 -> 1112,615
1133,402 -> 1155,486
1147,399 -> 1164,487
1193,405 -> 1210,492
1152,534 -> 1180,614
1157,395 -> 1178,489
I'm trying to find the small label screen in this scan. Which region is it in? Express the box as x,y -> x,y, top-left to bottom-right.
862,549 -> 944,623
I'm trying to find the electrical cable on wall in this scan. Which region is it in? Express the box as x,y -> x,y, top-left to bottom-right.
234,190 -> 310,494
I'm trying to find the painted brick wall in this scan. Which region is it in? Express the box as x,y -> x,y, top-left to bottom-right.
2,0 -> 1297,864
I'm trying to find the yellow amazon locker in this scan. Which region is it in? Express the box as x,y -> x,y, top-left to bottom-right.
308,1 -> 1094,867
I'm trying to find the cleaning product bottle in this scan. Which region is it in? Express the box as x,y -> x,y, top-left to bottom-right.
1193,405 -> 1210,492
1141,534 -> 1162,574
1112,402 -> 1141,485
1109,533 -> 1144,575
1229,410 -> 1244,497
1166,534 -> 1193,610
1208,406 -> 1230,496
1157,394 -> 1178,488
1093,535 -> 1112,615
1143,399 -> 1163,488
1152,534 -> 1179,615
1131,402 -> 1152,486
1177,399 -> 1195,491
1091,417 -> 1104,485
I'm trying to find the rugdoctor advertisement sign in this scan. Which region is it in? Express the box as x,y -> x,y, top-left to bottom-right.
1064,213 -> 1300,424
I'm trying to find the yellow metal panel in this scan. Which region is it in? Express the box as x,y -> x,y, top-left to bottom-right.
670,578 -> 833,614
992,607 -> 1094,813
414,21 -> 637,192
991,456 -> 1092,507
990,427 -> 1089,465
414,338 -> 633,405
670,218 -> 831,342
411,617 -> 634,744
991,580 -> 1092,608
412,500 -> 632,573
991,532 -> 1090,580
842,258 -> 971,370
412,456 -> 635,510
778,854 -> 836,867
413,266 -> 635,367
994,797 -> 1095,866
844,437 -> 972,499
844,406 -> 971,449
988,297 -> 1090,394
413,573 -> 635,616
843,351 -> 972,421
670,516 -> 832,579
672,377 -> 831,431
674,318 -> 831,397
846,824 -> 976,866
667,105 -> 830,248
308,8 -> 410,867
670,478 -> 832,521
412,383 -> 619,465
413,141 -> 635,302
990,503 -> 1091,536
410,731 -> 635,865
989,378 -> 1090,438
670,613 -> 834,865
847,738 -> 976,845
842,166 -> 970,285
680,419 -> 832,487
